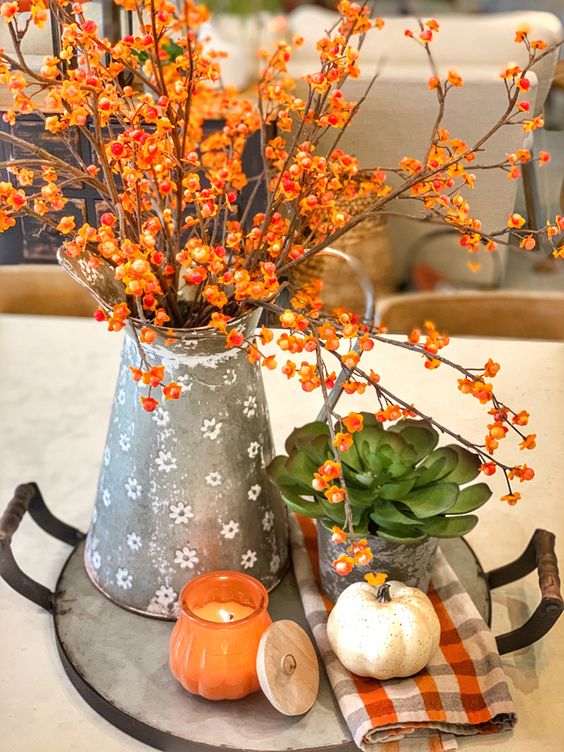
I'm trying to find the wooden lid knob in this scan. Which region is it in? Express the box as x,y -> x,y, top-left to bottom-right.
256,620 -> 319,716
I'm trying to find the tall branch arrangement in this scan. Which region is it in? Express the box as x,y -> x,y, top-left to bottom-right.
0,0 -> 562,561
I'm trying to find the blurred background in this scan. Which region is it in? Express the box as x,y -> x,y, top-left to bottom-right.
0,0 -> 563,337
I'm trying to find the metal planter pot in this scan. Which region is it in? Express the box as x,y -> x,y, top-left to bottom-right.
317,522 -> 439,603
84,310 -> 289,618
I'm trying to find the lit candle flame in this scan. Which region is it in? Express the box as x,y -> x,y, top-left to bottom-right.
218,608 -> 235,622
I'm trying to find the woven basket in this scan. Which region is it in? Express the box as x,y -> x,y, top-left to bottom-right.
291,196 -> 394,316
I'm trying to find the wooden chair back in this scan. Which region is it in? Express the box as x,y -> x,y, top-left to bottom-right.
0,264 -> 96,317
378,291 -> 564,341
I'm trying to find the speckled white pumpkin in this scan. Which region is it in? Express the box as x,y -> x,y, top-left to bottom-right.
327,580 -> 441,679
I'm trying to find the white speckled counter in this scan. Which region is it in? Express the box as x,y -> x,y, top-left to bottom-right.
0,315 -> 563,752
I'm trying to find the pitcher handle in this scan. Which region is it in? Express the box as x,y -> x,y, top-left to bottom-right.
315,247 -> 375,423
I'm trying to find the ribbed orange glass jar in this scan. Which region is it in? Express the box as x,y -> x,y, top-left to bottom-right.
169,571 -> 272,701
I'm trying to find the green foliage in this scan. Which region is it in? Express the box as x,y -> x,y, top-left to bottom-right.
267,414 -> 491,543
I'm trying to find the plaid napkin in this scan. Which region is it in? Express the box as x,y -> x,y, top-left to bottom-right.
290,514 -> 517,751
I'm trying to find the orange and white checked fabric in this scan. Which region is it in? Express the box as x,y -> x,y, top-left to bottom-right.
290,515 -> 516,751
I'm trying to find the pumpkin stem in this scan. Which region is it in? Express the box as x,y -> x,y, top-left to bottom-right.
376,583 -> 392,603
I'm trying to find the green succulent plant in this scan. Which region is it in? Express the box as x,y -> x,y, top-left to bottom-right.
267,414 -> 492,543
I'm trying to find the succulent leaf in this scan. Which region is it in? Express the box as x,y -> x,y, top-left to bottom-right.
284,421 -> 330,456
420,514 -> 479,538
420,446 -> 458,480
318,496 -> 346,525
318,497 -> 366,526
282,492 -> 325,519
399,445 -> 418,465
285,451 -> 319,487
309,434 -> 334,466
441,445 -> 482,485
408,456 -> 447,487
388,419 -> 439,461
404,482 -> 460,518
448,483 -> 492,514
376,523 -> 427,543
379,478 -> 416,500
267,455 -> 313,495
363,453 -> 384,476
387,460 -> 411,478
376,434 -> 408,459
338,442 -> 364,472
370,501 -> 421,527
346,486 -> 376,508
269,418 -> 490,540
350,471 -> 376,488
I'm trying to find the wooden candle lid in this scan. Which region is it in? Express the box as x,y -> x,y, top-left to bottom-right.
256,620 -> 319,716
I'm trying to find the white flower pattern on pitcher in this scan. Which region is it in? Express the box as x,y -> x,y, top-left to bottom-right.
201,418 -> 222,440
177,375 -> 192,391
248,484 -> 261,501
205,471 -> 222,487
270,553 -> 280,574
152,407 -> 170,427
262,510 -> 274,532
169,501 -> 194,525
154,585 -> 176,607
126,532 -> 142,551
116,568 -> 133,589
119,433 -> 131,452
88,320 -> 287,614
220,520 -> 240,539
174,547 -> 199,569
241,550 -> 257,570
247,441 -> 260,459
125,477 -> 142,500
155,450 -> 177,473
243,395 -> 257,418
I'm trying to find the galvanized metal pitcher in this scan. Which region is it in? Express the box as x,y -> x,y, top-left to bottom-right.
84,310 -> 289,618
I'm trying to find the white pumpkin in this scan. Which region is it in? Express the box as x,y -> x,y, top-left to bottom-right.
327,580 -> 441,680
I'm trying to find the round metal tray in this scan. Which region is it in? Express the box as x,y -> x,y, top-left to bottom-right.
4,484 -> 562,752
52,538 -> 489,752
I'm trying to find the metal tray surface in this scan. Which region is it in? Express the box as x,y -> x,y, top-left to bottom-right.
53,539 -> 489,752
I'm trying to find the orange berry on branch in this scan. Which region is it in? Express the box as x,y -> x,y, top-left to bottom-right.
512,410 -> 529,426
324,485 -> 345,504
519,434 -> 537,450
333,554 -> 353,576
343,412 -> 363,432
501,492 -> 521,506
226,329 -> 245,348
333,431 -> 353,451
141,396 -> 158,412
163,382 -> 182,400
481,462 -> 497,476
331,526 -> 347,544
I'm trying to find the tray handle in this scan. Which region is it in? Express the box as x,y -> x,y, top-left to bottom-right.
0,482 -> 85,611
485,529 -> 563,654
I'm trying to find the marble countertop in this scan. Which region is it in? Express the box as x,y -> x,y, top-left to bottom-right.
1,314 -> 563,752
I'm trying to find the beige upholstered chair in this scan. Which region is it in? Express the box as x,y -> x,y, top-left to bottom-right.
0,264 -> 96,316
377,290 -> 564,341
286,9 -> 563,288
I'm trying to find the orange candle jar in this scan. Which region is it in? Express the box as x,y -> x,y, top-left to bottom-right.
169,571 -> 272,701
